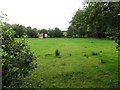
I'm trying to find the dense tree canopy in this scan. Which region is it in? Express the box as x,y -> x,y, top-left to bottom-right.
68,2 -> 120,39
38,29 -> 48,34
47,28 -> 63,38
12,24 -> 26,38
26,27 -> 38,38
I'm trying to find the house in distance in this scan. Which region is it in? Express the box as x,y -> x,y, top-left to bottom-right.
37,33 -> 48,38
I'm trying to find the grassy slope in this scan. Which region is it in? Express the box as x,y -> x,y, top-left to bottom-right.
21,38 -> 118,88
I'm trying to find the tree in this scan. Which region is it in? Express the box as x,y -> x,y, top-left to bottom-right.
84,2 -> 120,38
62,31 -> 67,37
48,29 -> 54,37
39,29 -> 48,34
69,9 -> 87,38
48,28 -> 63,37
12,24 -> 26,38
53,27 -> 63,37
67,25 -> 74,38
68,2 -> 120,38
26,27 -> 38,38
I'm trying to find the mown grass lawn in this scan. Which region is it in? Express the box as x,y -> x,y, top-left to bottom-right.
20,38 -> 118,88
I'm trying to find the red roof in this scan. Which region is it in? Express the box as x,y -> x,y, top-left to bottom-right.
38,34 -> 44,38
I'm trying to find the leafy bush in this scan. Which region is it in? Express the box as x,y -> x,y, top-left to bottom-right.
91,52 -> 99,56
55,49 -> 60,57
1,23 -> 37,88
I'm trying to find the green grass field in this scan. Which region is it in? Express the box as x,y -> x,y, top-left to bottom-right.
21,38 -> 118,88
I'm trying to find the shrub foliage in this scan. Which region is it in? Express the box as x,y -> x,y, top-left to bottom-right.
2,23 -> 37,88
55,49 -> 60,57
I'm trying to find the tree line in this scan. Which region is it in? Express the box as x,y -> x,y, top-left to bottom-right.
10,24 -> 64,38
67,2 -> 120,39
4,2 -> 120,40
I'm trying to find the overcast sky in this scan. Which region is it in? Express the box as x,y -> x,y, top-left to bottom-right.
0,0 -> 84,30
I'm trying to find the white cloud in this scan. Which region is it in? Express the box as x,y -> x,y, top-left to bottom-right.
0,0 -> 84,30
